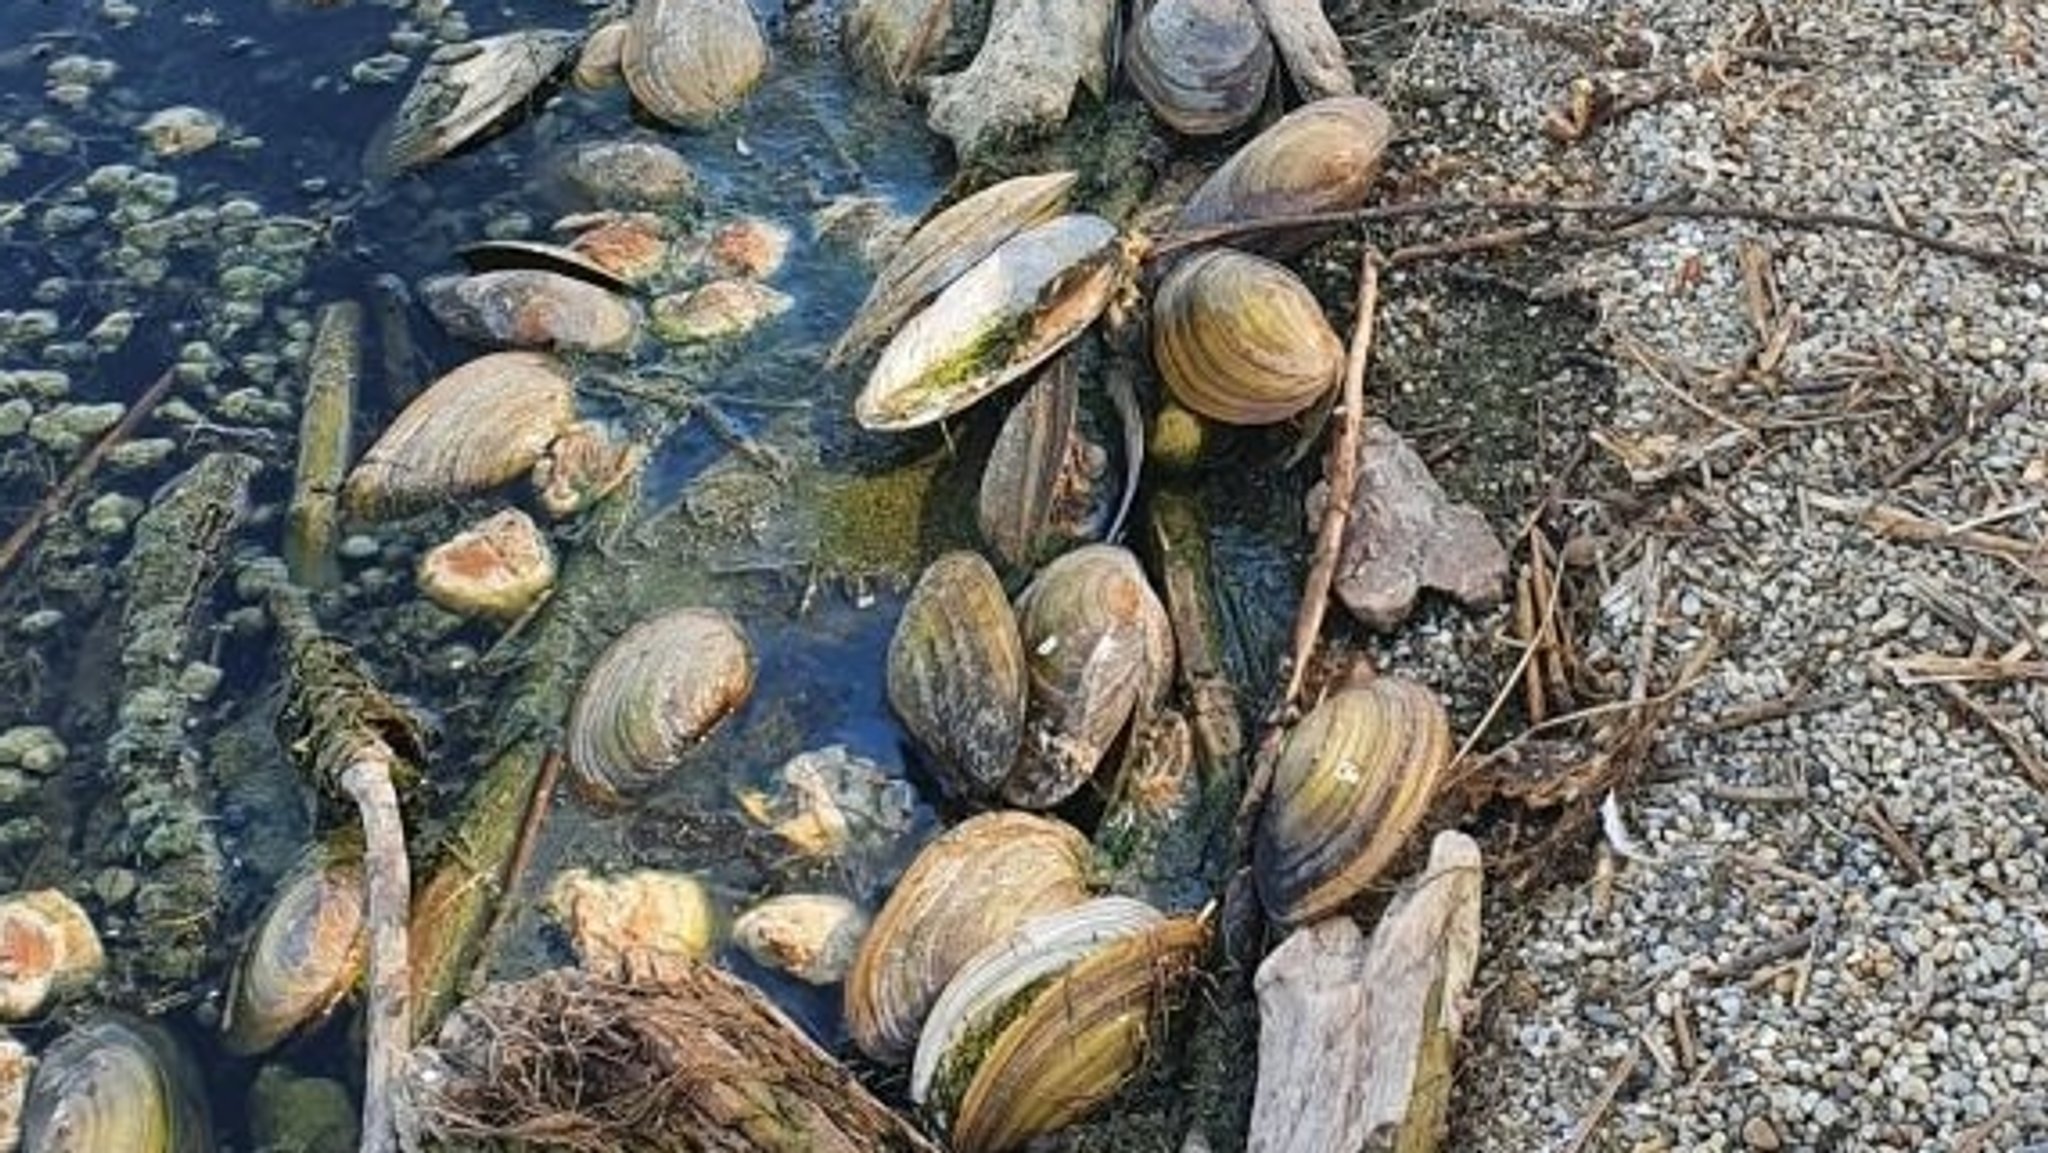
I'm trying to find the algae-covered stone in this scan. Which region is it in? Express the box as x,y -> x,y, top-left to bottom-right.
106,437 -> 176,472
650,279 -> 792,345
0,399 -> 30,439
0,727 -> 65,774
138,105 -> 223,157
27,402 -> 124,454
86,492 -> 146,539
248,1065 -> 358,1153
0,370 -> 69,399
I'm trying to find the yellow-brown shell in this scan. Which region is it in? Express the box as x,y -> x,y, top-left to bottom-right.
21,1017 -> 212,1153
844,811 -> 1092,1063
567,608 -> 756,804
545,868 -> 717,981
886,550 -> 1027,802
1150,247 -> 1342,425
531,420 -> 643,519
622,0 -> 768,129
342,352 -> 575,522
572,20 -> 630,90
222,844 -> 367,1056
1253,675 -> 1450,926
1125,0 -> 1274,136
1171,95 -> 1393,242
977,355 -> 1113,571
731,894 -> 869,985
415,507 -> 557,620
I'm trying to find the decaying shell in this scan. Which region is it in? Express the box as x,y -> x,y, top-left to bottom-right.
845,811 -> 1092,1063
0,889 -> 103,1021
415,507 -> 558,620
222,843 -> 367,1056
856,213 -> 1122,431
732,894 -> 869,985
910,895 -> 1161,1108
1009,544 -> 1175,809
573,20 -> 630,90
342,351 -> 575,521
1254,673 -> 1450,926
20,1016 -> 212,1153
649,279 -> 792,345
561,213 -> 673,285
456,239 -> 636,295
381,30 -> 580,174
567,607 -> 756,803
844,0 -> 952,92
422,270 -> 639,355
622,0 -> 768,129
546,868 -> 717,981
0,1034 -> 27,1153
938,914 -> 1209,1153
531,420 -> 644,518
1150,247 -> 1342,425
734,746 -> 921,893
547,140 -> 698,211
977,355 -> 1113,571
830,170 -> 1077,368
886,550 -> 1027,802
1171,95 -> 1393,243
1125,0 -> 1274,136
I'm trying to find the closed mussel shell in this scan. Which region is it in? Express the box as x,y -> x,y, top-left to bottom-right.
1125,0 -> 1274,136
887,551 -> 1027,801
1008,544 -> 1174,809
421,270 -> 639,354
1254,675 -> 1450,926
945,915 -> 1208,1153
844,811 -> 1092,1063
21,1016 -> 212,1153
1150,247 -> 1342,425
380,30 -> 580,174
567,608 -> 756,804
223,842 -> 367,1056
622,0 -> 768,129
342,351 -> 575,521
1171,95 -> 1393,242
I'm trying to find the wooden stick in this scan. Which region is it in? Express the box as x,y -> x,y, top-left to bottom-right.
1150,195 -> 2048,275
0,366 -> 177,583
340,747 -> 412,1153
465,747 -> 564,995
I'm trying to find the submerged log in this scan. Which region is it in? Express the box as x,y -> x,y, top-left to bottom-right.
285,300 -> 361,589
924,0 -> 1113,158
105,451 -> 259,1002
1249,831 -> 1482,1153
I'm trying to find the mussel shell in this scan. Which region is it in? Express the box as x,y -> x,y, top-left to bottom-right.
731,893 -> 869,985
573,20 -> 630,90
886,551 -> 1027,801
911,895 -> 1161,1109
380,30 -> 580,175
567,607 -> 756,804
1125,0 -> 1274,136
422,270 -> 639,354
856,213 -> 1121,431
829,171 -> 1077,369
21,1017 -> 211,1153
0,889 -> 103,1021
1253,675 -> 1450,926
946,915 -> 1208,1153
1008,544 -> 1175,809
342,351 -> 575,522
622,0 -> 768,129
223,843 -> 367,1056
844,811 -> 1092,1063
1150,247 -> 1342,425
1171,95 -> 1394,244
456,240 -> 636,295
978,355 -> 1114,571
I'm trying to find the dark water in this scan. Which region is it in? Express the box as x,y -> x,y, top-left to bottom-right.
0,0 -> 976,1144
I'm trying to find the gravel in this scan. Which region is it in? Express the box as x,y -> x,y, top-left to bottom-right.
1375,1 -> 2048,1148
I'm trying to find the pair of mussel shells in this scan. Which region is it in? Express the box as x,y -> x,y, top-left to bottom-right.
565,607 -> 757,804
886,545 -> 1173,810
842,812 -> 1207,1152
422,238 -> 642,356
20,1016 -> 212,1152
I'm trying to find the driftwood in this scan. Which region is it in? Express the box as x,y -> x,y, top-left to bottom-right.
1309,419 -> 1509,631
1249,831 -> 1482,1153
409,965 -> 942,1152
284,300 -> 361,589
105,451 -> 260,1003
924,0 -> 1112,158
1249,0 -> 1355,100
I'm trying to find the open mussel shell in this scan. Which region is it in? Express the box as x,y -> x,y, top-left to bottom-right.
911,895 -> 1161,1109
844,811 -> 1093,1063
1254,674 -> 1451,926
856,213 -> 1121,432
222,842 -> 367,1056
886,551 -> 1026,802
456,240 -> 635,295
1171,95 -> 1393,244
567,607 -> 756,804
1150,247 -> 1342,425
1125,0 -> 1274,137
380,30 -> 580,175
422,270 -> 639,355
978,354 -> 1119,571
1008,544 -> 1175,809
21,1016 -> 212,1153
622,0 -> 768,129
829,170 -> 1077,369
941,915 -> 1208,1153
343,351 -> 575,522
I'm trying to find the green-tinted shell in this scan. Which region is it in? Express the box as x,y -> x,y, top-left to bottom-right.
622,0 -> 767,129
886,551 -> 1027,801
567,608 -> 756,804
223,843 -> 367,1056
1253,675 -> 1450,926
21,1017 -> 212,1153
1150,247 -> 1342,425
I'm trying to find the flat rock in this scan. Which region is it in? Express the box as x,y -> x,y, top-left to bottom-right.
1310,418 -> 1508,630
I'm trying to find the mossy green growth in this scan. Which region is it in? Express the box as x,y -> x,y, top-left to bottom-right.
926,971 -> 1062,1130
812,448 -> 979,578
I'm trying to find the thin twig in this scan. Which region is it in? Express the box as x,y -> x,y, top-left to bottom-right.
1882,390 -> 2025,488
0,366 -> 178,583
1938,680 -> 2048,792
1559,1040 -> 1639,1153
1150,195 -> 2048,275
467,747 -> 564,996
